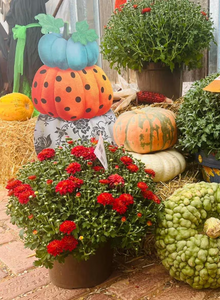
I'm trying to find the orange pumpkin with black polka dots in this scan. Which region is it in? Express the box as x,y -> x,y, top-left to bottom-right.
31,65 -> 113,121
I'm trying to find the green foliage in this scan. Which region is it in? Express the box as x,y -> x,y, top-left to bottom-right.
101,0 -> 215,72
176,72 -> 220,159
6,138 -> 163,268
35,14 -> 64,34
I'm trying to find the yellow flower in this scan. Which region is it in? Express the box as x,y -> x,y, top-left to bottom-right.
79,236 -> 84,240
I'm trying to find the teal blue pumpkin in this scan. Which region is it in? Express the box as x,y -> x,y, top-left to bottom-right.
38,33 -> 99,71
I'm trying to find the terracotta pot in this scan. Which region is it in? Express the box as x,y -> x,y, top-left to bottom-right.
196,151 -> 220,183
136,63 -> 183,100
49,243 -> 113,289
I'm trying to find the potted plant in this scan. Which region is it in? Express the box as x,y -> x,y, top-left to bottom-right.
176,72 -> 220,183
101,0 -> 215,99
6,137 -> 162,289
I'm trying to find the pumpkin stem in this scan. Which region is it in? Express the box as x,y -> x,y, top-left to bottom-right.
63,22 -> 69,40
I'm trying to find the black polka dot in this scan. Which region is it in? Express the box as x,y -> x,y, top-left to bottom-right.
66,87 -> 72,93
48,112 -> 54,116
85,84 -> 90,90
71,72 -> 75,78
71,116 -> 77,119
86,108 -> 91,113
108,94 -> 112,100
64,107 -> 70,111
34,81 -> 37,88
93,69 -> 98,73
55,96 -> 61,102
102,75 -> 106,81
34,98 -> 38,104
75,97 -> 81,103
41,98 -> 47,104
101,87 -> 104,93
40,69 -> 47,74
82,69 -> 87,74
99,105 -> 104,109
44,82 -> 48,88
56,76 -> 62,82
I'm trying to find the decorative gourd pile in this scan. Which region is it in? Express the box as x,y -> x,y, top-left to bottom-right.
156,182 -> 220,289
113,107 -> 186,182
31,17 -> 114,144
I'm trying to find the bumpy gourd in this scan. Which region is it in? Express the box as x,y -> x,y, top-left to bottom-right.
31,65 -> 113,121
129,149 -> 186,182
156,182 -> 220,289
0,93 -> 34,121
113,107 -> 177,153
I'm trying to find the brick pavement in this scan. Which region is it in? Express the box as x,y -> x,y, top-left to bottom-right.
0,189 -> 220,300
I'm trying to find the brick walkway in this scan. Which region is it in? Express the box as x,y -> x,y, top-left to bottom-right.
0,189 -> 220,300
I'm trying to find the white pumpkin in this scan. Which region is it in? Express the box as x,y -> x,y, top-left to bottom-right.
129,149 -> 186,182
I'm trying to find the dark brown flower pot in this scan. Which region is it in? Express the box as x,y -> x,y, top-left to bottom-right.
49,243 -> 114,289
136,63 -> 183,100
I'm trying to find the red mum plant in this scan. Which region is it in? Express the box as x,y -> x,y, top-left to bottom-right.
141,7 -> 151,14
6,137 -> 162,269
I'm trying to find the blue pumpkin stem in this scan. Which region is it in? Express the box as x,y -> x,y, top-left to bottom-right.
63,22 -> 70,40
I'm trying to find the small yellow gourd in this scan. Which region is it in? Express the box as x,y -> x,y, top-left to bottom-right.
0,93 -> 34,121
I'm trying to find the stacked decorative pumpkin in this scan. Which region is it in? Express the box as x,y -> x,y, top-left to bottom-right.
113,107 -> 186,182
31,19 -> 115,150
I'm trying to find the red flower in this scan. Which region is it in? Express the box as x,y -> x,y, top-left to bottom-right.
18,190 -> 35,204
120,156 -> 133,165
28,175 -> 36,180
133,4 -> 138,9
33,230 -> 38,235
28,214 -> 34,220
55,180 -> 76,195
68,176 -> 84,188
65,162 -> 81,174
6,179 -> 22,191
127,164 -> 139,173
118,194 -> 134,205
108,174 -> 125,188
112,198 -> 128,214
201,11 -> 206,16
115,165 -> 119,169
142,190 -> 160,204
13,184 -> 33,197
121,216 -> 126,222
76,192 -> 81,197
53,161 -> 58,165
46,179 -> 53,185
90,137 -> 98,144
47,240 -> 64,256
37,148 -> 55,161
144,169 -> 156,178
60,220 -> 77,235
142,7 -> 151,13
137,213 -> 142,218
87,161 -> 93,166
67,140 -> 73,144
147,220 -> 153,226
71,146 -> 96,161
61,235 -> 78,252
93,166 -> 104,172
137,182 -> 148,191
108,145 -> 118,153
97,193 -> 115,206
99,179 -> 110,185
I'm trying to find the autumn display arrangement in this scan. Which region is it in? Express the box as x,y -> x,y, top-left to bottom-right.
6,137 -> 163,288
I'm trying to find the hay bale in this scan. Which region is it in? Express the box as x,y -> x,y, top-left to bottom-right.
0,117 -> 37,187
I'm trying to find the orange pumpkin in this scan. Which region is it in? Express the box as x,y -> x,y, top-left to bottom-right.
31,65 -> 113,121
113,107 -> 177,153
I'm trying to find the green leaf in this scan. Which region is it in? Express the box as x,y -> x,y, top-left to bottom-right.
35,14 -> 64,34
71,21 -> 98,45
